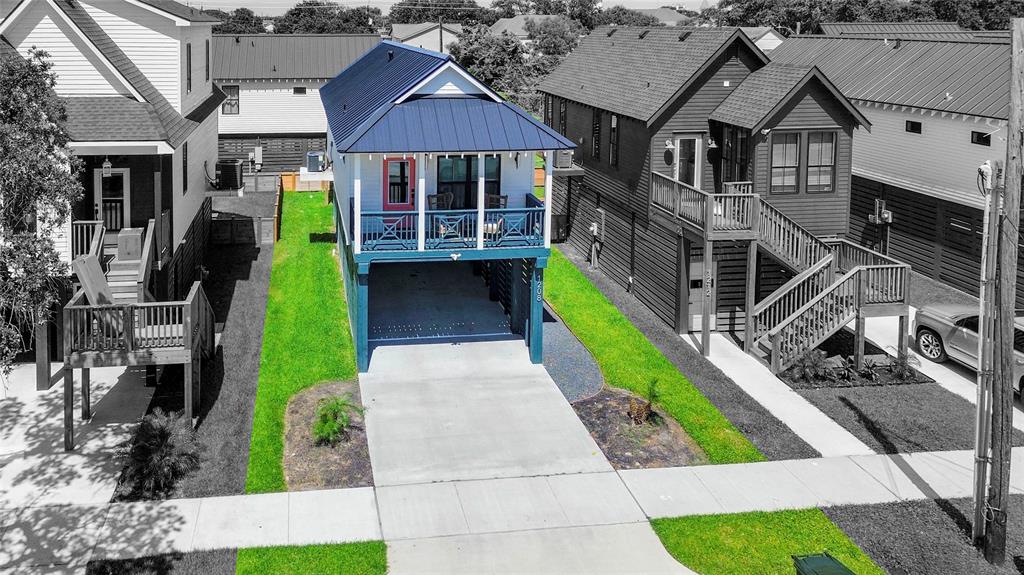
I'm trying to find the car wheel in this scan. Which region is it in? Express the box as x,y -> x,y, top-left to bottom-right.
917,328 -> 947,362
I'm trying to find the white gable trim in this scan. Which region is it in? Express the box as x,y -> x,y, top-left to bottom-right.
0,0 -> 145,101
394,61 -> 501,104
71,140 -> 175,155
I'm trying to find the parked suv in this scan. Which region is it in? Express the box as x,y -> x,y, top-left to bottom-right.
913,304 -> 1024,393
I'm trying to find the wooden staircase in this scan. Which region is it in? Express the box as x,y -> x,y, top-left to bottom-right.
649,174 -> 910,374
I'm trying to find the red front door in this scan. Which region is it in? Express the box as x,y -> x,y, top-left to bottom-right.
383,157 -> 416,211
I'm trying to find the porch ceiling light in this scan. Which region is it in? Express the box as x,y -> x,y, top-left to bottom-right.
101,157 -> 112,178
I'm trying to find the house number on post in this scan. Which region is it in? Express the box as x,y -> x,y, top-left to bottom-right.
705,269 -> 712,298
535,279 -> 544,302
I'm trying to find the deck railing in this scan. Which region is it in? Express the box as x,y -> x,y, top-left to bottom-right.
723,181 -> 754,194
71,220 -> 104,260
823,237 -> 902,272
63,281 -> 213,356
757,201 -> 833,271
360,206 -> 546,252
651,172 -> 758,235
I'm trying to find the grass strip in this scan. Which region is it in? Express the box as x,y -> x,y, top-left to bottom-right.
652,510 -> 883,575
245,191 -> 356,493
545,249 -> 763,464
236,542 -> 386,575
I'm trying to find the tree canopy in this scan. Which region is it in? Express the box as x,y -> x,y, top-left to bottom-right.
448,25 -> 529,92
389,0 -> 488,26
594,5 -> 665,27
206,8 -> 266,34
0,49 -> 82,374
274,0 -> 381,34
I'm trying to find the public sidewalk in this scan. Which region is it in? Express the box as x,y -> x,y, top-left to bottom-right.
685,334 -> 876,457
7,447 -> 1024,571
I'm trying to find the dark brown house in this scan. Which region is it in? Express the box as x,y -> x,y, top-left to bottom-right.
539,27 -> 909,370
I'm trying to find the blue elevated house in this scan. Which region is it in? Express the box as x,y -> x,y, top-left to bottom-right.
321,41 -> 574,371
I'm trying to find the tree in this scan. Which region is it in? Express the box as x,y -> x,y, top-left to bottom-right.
524,15 -> 582,57
389,0 -> 485,26
274,1 -> 380,34
207,8 -> 266,34
594,6 -> 665,26
491,0 -> 532,19
0,49 -> 82,375
449,25 -> 529,91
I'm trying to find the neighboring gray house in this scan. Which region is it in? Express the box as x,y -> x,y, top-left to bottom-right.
740,26 -> 785,52
490,14 -> 561,43
390,22 -> 462,54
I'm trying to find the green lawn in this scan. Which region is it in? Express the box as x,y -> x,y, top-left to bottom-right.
544,249 -> 763,464
237,542 -> 386,575
245,191 -> 357,494
652,510 -> 883,575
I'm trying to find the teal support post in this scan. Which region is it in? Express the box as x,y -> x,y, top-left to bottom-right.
356,263 -> 370,372
528,257 -> 546,364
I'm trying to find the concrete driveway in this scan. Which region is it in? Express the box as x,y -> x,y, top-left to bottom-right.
360,339 -> 611,486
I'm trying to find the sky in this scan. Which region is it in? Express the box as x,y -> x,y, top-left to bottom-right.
182,0 -> 712,17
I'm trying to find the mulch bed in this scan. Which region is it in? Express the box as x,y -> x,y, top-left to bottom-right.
825,496 -> 1024,575
283,381 -> 372,491
556,246 -> 820,461
782,329 -> 933,390
88,549 -> 236,575
572,387 -> 707,469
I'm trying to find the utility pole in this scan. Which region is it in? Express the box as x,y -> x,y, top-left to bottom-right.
977,17 -> 1024,564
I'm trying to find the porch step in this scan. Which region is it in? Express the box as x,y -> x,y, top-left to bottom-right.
108,280 -> 138,294
107,259 -> 140,273
111,292 -> 138,304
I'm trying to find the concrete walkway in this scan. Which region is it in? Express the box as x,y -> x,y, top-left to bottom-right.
685,334 -> 876,457
862,307 -> 1024,432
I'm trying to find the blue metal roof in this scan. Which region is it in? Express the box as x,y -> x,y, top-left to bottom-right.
346,97 -> 574,153
321,40 -> 574,153
321,41 -> 447,151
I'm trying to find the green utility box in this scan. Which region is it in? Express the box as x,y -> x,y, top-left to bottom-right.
793,552 -> 856,575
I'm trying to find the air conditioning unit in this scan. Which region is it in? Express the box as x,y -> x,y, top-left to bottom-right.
553,149 -> 574,169
306,151 -> 325,172
216,159 -> 244,190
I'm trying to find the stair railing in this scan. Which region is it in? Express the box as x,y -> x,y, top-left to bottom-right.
757,201 -> 832,272
745,253 -> 836,352
137,219 -> 156,302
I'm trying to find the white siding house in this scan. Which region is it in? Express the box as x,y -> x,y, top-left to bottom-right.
390,22 -> 461,54
212,34 -> 379,171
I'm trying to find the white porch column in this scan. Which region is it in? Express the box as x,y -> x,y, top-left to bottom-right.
544,151 -> 553,248
476,152 -> 485,250
353,154 -> 362,254
417,152 -> 426,251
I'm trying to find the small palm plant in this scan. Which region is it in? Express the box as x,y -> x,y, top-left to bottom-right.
790,349 -> 831,384
313,395 -> 365,446
121,408 -> 201,498
628,379 -> 660,425
888,353 -> 921,382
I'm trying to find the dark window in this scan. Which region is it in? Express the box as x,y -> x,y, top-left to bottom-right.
972,131 -> 991,146
205,39 -> 209,81
182,142 -> 188,194
558,100 -> 566,135
770,132 -> 800,194
1015,329 -> 1024,354
721,125 -> 749,183
387,160 -> 410,205
806,131 -> 836,193
221,85 -> 239,114
591,109 -> 601,159
905,120 -> 922,134
186,43 -> 192,94
545,95 -> 553,126
436,155 -> 501,209
293,86 -> 307,95
609,114 -> 619,167
958,316 -> 979,333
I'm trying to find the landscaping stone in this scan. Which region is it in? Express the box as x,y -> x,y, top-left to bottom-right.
572,387 -> 707,469
283,381 -> 372,491
543,306 -> 604,402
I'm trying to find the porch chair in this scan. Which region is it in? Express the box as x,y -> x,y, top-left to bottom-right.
427,192 -> 460,240
482,194 -> 508,239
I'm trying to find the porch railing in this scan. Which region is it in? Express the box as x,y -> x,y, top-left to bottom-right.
359,207 -> 546,252
723,181 -> 754,194
650,172 -> 758,235
823,237 -> 903,272
71,220 -> 105,260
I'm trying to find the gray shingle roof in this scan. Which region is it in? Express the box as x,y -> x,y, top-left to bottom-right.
52,0 -> 222,146
134,0 -> 219,23
538,26 -> 767,124
634,8 -> 690,26
0,34 -> 19,60
710,62 -> 869,131
212,34 -> 379,80
490,15 -> 560,38
63,96 -> 167,141
770,35 -> 1010,119
390,22 -> 462,41
818,21 -> 963,35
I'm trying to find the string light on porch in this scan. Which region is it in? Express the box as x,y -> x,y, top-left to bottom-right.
101,157 -> 112,178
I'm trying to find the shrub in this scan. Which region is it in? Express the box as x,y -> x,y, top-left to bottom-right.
789,349 -> 831,384
313,395 -> 364,446
888,353 -> 921,382
628,379 -> 660,425
121,408 -> 201,498
858,357 -> 881,382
